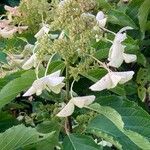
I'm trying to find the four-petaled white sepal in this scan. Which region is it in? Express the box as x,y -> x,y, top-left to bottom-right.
22,53 -> 38,70
108,26 -> 137,68
56,95 -> 95,117
23,70 -> 65,96
89,71 -> 134,91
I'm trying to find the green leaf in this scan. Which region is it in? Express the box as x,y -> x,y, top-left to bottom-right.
136,68 -> 150,86
34,120 -> 60,150
108,9 -> 137,29
125,130 -> 150,150
126,0 -> 144,22
0,124 -> 55,150
63,134 -> 102,150
138,86 -> 146,102
81,68 -> 107,82
109,85 -> 126,96
138,0 -> 150,37
0,52 -> 7,64
0,70 -> 25,90
47,60 -> 65,74
0,70 -> 36,109
89,103 -> 124,130
87,115 -> 137,150
87,96 -> 150,149
94,48 -> 109,60
137,53 -> 147,67
0,111 -> 18,133
96,95 -> 150,138
96,0 -> 111,10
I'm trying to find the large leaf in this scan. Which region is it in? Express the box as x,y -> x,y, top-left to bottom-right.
87,96 -> 150,149
126,0 -> 144,22
47,60 -> 65,74
0,52 -> 7,64
0,70 -> 24,90
0,70 -> 36,109
138,0 -> 150,37
0,111 -> 18,133
108,9 -> 137,29
0,124 -> 55,150
96,0 -> 111,10
88,115 -> 138,150
35,120 -> 60,150
63,133 -> 102,150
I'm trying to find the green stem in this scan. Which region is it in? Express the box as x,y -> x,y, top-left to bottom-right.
65,62 -> 72,133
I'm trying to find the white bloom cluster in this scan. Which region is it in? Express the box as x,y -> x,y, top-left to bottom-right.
22,9 -> 137,118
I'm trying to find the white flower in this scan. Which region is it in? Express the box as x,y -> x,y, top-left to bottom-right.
17,26 -> 28,34
50,34 -> 59,39
59,0 -> 68,7
0,19 -> 11,29
96,11 -> 107,28
99,140 -> 112,147
0,26 -> 17,38
34,24 -> 50,39
89,71 -> 134,91
0,25 -> 28,38
4,5 -> 20,16
22,53 -> 38,70
23,70 -> 65,96
81,12 -> 95,18
56,95 -> 95,117
108,26 -> 137,68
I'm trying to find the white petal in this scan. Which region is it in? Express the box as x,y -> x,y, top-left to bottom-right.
118,26 -> 133,33
56,101 -> 75,117
50,34 -> 59,39
72,95 -> 95,108
113,71 -> 134,84
48,83 -> 65,94
96,11 -> 105,21
98,18 -> 107,28
123,53 -> 137,63
89,73 -> 113,91
22,54 -> 37,70
36,89 -> 43,96
115,32 -> 127,43
96,11 -> 107,27
23,86 -> 36,96
45,77 -> 65,87
108,44 -> 124,68
34,25 -> 50,39
81,12 -> 95,18
0,28 -> 17,38
48,70 -> 61,77
109,72 -> 122,88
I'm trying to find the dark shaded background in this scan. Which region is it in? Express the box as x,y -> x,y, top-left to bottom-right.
0,0 -> 20,14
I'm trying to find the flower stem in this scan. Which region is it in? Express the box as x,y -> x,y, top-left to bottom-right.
65,62 -> 72,133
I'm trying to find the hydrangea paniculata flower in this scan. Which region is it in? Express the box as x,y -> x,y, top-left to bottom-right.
34,24 -> 50,39
22,53 -> 38,70
23,70 -> 65,96
56,95 -> 95,117
96,11 -> 107,28
108,26 -> 137,68
90,71 -> 134,91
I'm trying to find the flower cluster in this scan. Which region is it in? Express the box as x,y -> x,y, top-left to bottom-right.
21,0 -> 137,118
0,6 -> 28,38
